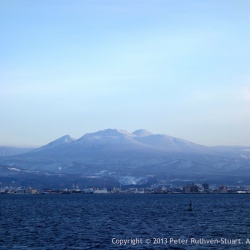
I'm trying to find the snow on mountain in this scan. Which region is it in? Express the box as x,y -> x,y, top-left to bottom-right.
71,129 -> 209,153
79,129 -> 135,140
73,129 -> 139,147
132,129 -> 153,137
133,133 -> 211,153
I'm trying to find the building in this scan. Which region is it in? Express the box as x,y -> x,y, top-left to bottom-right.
15,187 -> 38,194
25,188 -> 38,194
94,188 -> 108,194
202,183 -> 209,192
183,183 -> 199,193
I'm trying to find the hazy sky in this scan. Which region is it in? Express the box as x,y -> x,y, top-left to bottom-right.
1,0 -> 250,147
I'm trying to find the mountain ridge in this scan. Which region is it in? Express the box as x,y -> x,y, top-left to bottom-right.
1,129 -> 250,187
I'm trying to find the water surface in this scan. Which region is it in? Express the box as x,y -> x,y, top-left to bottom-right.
0,194 -> 249,249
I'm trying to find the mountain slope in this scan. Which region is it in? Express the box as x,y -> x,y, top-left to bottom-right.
0,146 -> 34,156
34,135 -> 75,152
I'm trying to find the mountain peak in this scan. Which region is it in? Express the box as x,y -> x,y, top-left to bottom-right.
35,135 -> 75,151
133,129 -> 153,137
79,128 -> 134,139
57,135 -> 75,142
94,128 -> 130,136
75,128 -> 138,147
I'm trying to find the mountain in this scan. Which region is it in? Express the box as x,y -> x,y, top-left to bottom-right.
133,129 -> 153,137
1,129 -> 250,187
0,165 -> 119,189
71,129 -> 212,153
0,146 -> 34,156
74,129 -> 138,147
34,135 -> 75,152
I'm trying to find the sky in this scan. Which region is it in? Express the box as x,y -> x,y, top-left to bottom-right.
1,0 -> 250,147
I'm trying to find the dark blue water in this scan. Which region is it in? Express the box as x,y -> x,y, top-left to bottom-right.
0,194 -> 250,249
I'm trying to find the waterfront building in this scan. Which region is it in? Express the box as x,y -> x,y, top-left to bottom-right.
94,188 -> 108,194
183,183 -> 199,193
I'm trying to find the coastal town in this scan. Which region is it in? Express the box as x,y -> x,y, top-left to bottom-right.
1,182 -> 250,195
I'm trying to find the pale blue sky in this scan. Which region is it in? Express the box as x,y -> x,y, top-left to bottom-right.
1,0 -> 250,147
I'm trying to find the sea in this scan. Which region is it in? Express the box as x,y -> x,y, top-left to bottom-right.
0,194 -> 250,249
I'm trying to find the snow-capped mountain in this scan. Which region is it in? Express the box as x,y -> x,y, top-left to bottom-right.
69,128 -> 211,153
1,129 -> 250,187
